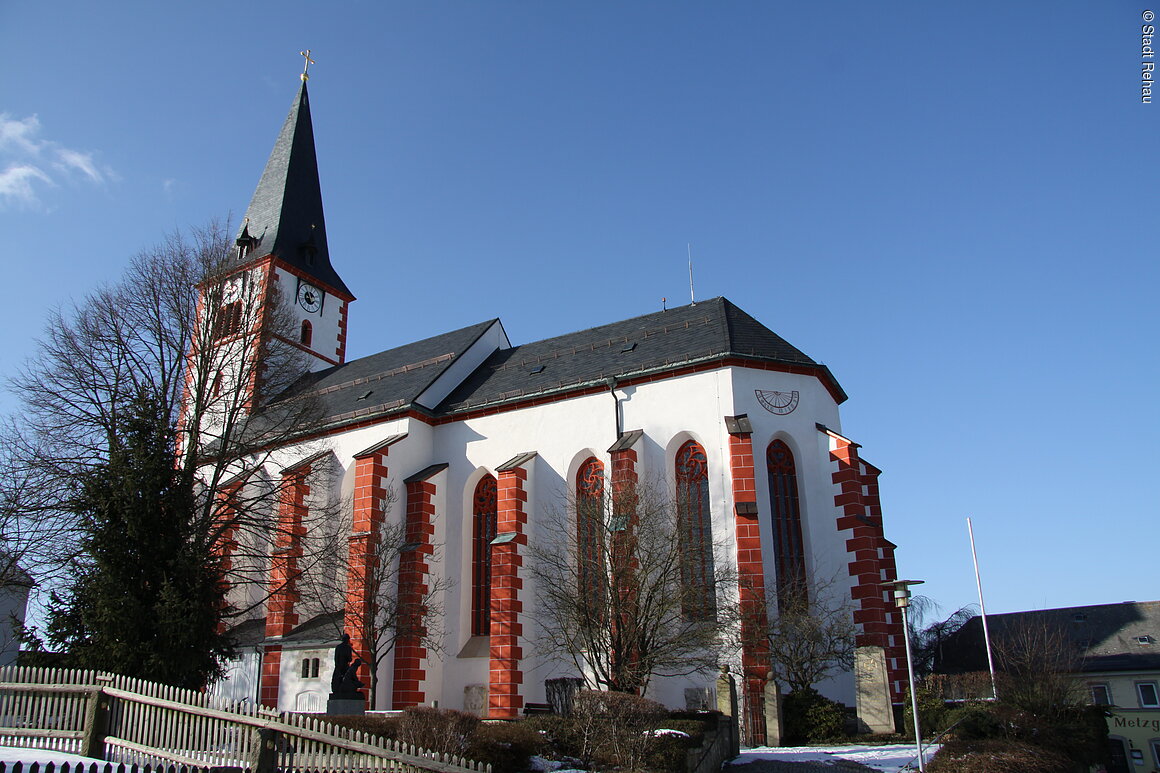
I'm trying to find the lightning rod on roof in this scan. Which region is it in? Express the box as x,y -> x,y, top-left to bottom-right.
688,243 -> 696,305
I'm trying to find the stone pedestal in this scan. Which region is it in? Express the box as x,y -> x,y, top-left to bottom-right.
326,695 -> 366,715
764,681 -> 784,747
324,687 -> 364,714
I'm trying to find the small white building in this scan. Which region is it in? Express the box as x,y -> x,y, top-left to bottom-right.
206,81 -> 908,744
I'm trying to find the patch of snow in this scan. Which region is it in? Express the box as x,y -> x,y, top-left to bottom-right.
732,742 -> 937,772
646,728 -> 691,738
0,747 -> 104,765
527,755 -> 587,773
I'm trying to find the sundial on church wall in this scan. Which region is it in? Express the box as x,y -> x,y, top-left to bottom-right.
756,389 -> 799,415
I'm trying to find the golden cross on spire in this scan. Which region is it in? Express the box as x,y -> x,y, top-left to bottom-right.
300,50 -> 315,82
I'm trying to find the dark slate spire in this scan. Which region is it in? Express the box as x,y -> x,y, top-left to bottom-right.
236,82 -> 352,298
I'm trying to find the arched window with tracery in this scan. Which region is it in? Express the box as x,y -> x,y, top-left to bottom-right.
471,475 -> 498,636
767,439 -> 807,614
300,319 -> 312,347
675,440 -> 716,618
576,457 -> 606,616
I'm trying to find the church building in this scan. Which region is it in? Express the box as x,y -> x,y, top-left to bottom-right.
205,78 -> 908,744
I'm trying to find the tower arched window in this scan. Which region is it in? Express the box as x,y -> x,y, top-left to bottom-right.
576,457 -> 606,616
471,475 -> 498,636
300,319 -> 313,347
767,439 -> 807,614
675,440 -> 716,618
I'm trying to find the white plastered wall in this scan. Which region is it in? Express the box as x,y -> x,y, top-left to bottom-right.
269,264 -> 346,371
224,361 -> 868,713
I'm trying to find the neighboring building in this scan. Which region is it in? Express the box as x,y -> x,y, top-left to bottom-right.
204,78 -> 908,743
0,561 -> 31,667
936,601 -> 1160,772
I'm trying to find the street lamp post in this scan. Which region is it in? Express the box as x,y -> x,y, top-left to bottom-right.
891,579 -> 926,772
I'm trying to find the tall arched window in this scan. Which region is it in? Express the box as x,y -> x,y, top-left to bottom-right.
576,457 -> 606,616
300,319 -> 313,347
767,439 -> 806,614
675,440 -> 716,618
471,475 -> 498,636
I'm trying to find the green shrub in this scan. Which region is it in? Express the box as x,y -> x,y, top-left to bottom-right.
521,714 -> 584,759
465,721 -> 545,773
928,739 -> 1074,773
920,698 -> 1108,771
940,702 -> 1003,740
903,680 -> 956,737
783,688 -> 846,744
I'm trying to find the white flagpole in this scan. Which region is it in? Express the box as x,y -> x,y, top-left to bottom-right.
967,516 -> 998,699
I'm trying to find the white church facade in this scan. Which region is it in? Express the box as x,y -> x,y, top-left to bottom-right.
205,80 -> 908,743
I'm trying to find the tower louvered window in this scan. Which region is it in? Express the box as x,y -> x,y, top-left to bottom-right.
675,440 -> 716,618
471,475 -> 498,636
214,302 -> 243,340
767,439 -> 807,613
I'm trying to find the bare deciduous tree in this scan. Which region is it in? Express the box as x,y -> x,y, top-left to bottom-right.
296,483 -> 450,707
993,620 -> 1084,715
528,476 -> 736,694
4,221 -> 339,652
908,597 -> 977,678
759,572 -> 857,694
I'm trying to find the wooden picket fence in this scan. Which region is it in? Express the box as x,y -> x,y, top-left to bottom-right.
0,667 -> 489,773
0,763 -> 209,773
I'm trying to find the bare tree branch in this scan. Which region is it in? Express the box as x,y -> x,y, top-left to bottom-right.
528,476 -> 737,694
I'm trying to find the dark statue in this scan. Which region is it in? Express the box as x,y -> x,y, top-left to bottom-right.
329,632 -> 364,700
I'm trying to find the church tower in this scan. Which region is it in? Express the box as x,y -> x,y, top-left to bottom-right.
228,77 -> 354,375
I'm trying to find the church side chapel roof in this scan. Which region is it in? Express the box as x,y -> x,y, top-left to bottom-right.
436,296 -> 840,415
234,83 -> 351,298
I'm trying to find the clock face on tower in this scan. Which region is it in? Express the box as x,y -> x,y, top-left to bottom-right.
222,277 -> 242,304
297,282 -> 322,313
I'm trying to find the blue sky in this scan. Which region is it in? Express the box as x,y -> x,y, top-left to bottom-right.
2,2 -> 1156,621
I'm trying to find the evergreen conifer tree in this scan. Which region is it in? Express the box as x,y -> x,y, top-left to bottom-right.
46,393 -> 232,688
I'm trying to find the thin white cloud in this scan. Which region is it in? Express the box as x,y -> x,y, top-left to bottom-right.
0,113 -> 112,209
53,148 -> 104,183
0,164 -> 54,207
0,115 -> 45,157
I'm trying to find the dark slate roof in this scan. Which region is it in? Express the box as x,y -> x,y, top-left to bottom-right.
271,319 -> 498,429
271,297 -> 839,430
225,618 -> 267,649
436,297 -> 840,415
282,611 -> 344,647
936,601 -> 1160,674
235,83 -> 351,298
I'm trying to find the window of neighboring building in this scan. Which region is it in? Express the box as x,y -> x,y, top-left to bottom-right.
1090,683 -> 1112,705
576,457 -> 607,619
767,439 -> 807,614
300,319 -> 312,347
471,475 -> 498,637
675,440 -> 716,619
1150,740 -> 1160,768
1137,681 -> 1160,708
